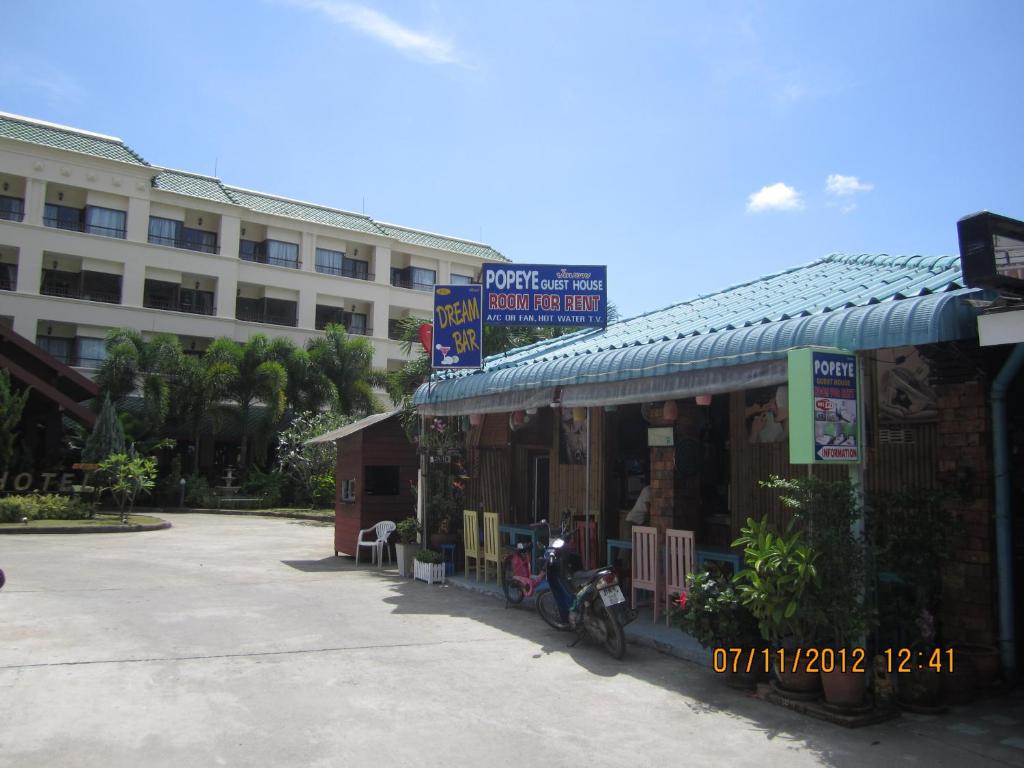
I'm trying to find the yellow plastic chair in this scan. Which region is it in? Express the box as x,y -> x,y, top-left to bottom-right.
463,510 -> 484,581
482,511 -> 501,584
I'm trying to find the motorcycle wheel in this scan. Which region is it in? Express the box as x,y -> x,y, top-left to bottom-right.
597,604 -> 627,660
537,590 -> 566,630
503,572 -> 525,606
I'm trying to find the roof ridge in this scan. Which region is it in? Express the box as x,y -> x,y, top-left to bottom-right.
376,220 -> 493,248
224,184 -> 377,221
153,166 -> 224,182
824,252 -> 960,269
0,111 -> 149,165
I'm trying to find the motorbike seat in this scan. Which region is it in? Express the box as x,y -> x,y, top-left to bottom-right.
570,567 -> 612,589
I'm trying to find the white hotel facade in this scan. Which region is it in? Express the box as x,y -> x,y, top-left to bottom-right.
0,111 -> 507,372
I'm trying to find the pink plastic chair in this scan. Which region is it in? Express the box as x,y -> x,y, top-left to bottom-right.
630,525 -> 661,622
665,529 -> 695,625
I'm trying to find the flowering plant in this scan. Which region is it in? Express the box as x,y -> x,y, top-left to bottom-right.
668,571 -> 761,651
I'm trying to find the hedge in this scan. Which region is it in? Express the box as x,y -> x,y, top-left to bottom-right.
0,494 -> 96,523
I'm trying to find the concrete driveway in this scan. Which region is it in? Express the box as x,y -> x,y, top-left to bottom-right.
0,514 -> 1021,768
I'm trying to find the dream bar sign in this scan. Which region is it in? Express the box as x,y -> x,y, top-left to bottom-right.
787,348 -> 862,464
482,264 -> 607,327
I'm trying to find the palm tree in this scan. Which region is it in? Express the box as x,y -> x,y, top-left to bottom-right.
307,323 -> 377,415
95,329 -> 182,440
205,335 -> 288,470
267,337 -> 334,415
168,354 -> 233,473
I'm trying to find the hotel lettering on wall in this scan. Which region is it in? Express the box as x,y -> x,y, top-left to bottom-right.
0,471 -> 77,493
787,348 -> 862,464
482,264 -> 607,327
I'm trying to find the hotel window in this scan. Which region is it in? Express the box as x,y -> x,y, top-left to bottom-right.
316,248 -> 344,276
265,240 -> 299,268
76,337 -> 107,368
84,206 -> 126,238
0,195 -> 24,222
44,203 -> 84,231
148,216 -> 181,247
450,273 -> 473,285
37,336 -> 72,365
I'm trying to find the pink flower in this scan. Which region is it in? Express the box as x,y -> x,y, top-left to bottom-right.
678,592 -> 688,610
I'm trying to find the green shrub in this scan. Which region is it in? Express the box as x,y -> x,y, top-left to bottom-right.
311,474 -> 335,508
241,468 -> 283,507
415,549 -> 443,564
0,494 -> 96,522
185,475 -> 215,508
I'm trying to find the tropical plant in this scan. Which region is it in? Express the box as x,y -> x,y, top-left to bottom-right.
396,516 -> 421,545
184,474 -> 215,508
205,334 -> 288,470
168,353 -> 233,473
307,323 -> 378,414
82,394 -> 127,464
0,494 -> 95,523
762,475 -> 877,650
276,410 -> 357,506
271,340 -> 334,415
240,467 -> 285,507
95,329 -> 183,439
668,571 -> 762,650
0,369 -> 30,472
98,452 -> 158,523
732,516 -> 821,645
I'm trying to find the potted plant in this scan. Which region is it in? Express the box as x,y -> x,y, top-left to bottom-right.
765,476 -> 877,709
395,517 -> 421,578
733,515 -> 822,697
669,571 -> 764,690
413,549 -> 446,585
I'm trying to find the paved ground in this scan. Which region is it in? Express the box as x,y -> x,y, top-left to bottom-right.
0,514 -> 1021,768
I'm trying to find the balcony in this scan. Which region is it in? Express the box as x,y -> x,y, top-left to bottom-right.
389,276 -> 434,292
0,196 -> 24,222
315,305 -> 369,334
44,204 -> 126,239
315,263 -> 374,281
390,266 -> 436,292
143,293 -> 216,316
0,264 -> 16,291
147,232 -> 219,254
40,269 -> 121,304
240,239 -> 300,269
236,297 -> 298,327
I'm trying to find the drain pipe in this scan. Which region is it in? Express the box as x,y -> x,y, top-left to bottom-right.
992,343 -> 1024,682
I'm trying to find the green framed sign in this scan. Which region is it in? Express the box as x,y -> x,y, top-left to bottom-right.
788,348 -> 862,464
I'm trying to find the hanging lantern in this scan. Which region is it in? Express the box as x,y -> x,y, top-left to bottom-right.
512,410 -> 526,426
469,413 -> 483,427
695,394 -> 712,407
572,406 -> 587,424
663,399 -> 678,421
418,323 -> 433,356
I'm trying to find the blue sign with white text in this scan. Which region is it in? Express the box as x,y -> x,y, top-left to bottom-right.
482,264 -> 607,326
432,284 -> 483,370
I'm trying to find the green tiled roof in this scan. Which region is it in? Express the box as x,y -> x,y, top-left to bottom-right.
0,112 -> 148,166
152,169 -> 235,204
415,253 -> 981,409
224,186 -> 383,236
376,223 -> 508,262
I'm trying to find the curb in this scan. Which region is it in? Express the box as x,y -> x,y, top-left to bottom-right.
148,508 -> 332,523
0,520 -> 172,535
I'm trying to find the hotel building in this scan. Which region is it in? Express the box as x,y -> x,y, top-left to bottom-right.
0,111 -> 507,373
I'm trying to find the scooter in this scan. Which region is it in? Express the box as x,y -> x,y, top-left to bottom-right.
535,519 -> 636,659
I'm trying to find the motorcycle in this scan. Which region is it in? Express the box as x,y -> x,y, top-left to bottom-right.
535,518 -> 636,659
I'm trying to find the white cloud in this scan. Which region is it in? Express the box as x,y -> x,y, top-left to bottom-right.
282,0 -> 460,65
825,174 -> 874,196
746,182 -> 804,213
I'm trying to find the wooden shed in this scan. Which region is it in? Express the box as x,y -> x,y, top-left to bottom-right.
309,411 -> 418,557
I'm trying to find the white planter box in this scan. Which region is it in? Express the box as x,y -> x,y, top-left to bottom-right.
413,560 -> 446,585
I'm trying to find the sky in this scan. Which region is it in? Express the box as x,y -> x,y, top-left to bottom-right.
3,1 -> 1023,318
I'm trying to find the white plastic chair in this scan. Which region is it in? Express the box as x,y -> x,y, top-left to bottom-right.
356,521 -> 396,567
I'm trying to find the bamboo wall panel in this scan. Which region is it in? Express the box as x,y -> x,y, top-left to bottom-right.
479,448 -> 510,516
550,408 -> 606,528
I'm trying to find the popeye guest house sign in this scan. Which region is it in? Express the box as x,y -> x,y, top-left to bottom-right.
482,264 -> 607,327
787,348 -> 862,464
432,284 -> 483,370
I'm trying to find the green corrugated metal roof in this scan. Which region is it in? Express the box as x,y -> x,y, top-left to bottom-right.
224,186 -> 384,236
0,112 -> 148,166
414,253 -> 982,408
152,169 -> 235,204
376,223 -> 508,262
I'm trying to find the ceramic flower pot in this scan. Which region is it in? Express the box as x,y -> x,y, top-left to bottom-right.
774,657 -> 821,695
820,668 -> 866,708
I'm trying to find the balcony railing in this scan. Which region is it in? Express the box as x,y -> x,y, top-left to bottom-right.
390,276 -> 434,292
43,216 -> 126,239
315,319 -> 372,334
240,253 -> 301,270
147,234 -> 220,254
40,283 -> 121,304
0,209 -> 24,223
75,355 -> 107,369
236,307 -> 297,327
315,264 -> 374,281
143,295 -> 216,315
